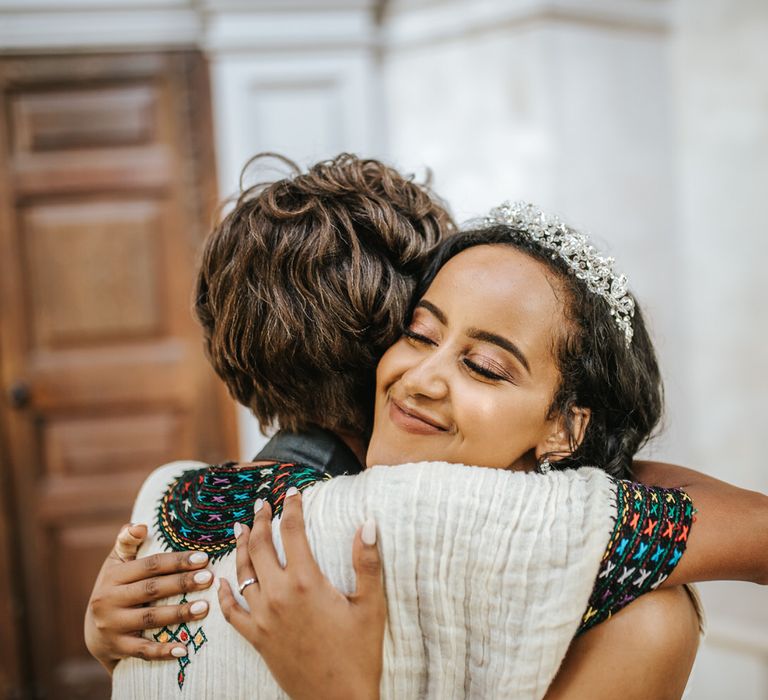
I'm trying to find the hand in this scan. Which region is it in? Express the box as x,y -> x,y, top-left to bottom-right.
84,523 -> 215,674
218,488 -> 386,700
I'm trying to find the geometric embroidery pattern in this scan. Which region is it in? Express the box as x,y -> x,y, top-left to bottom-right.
576,479 -> 696,636
155,461 -> 331,562
153,595 -> 208,690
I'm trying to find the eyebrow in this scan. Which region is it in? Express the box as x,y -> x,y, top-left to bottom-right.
416,300 -> 447,325
415,300 -> 532,374
467,329 -> 531,375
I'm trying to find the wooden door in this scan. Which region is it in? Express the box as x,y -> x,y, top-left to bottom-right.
0,52 -> 239,699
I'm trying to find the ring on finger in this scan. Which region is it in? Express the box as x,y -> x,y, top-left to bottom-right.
238,577 -> 258,595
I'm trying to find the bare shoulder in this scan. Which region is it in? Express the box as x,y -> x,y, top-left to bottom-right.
608,586 -> 700,649
545,587 -> 700,700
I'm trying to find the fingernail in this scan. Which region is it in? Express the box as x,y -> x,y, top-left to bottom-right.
189,552 -> 208,565
190,600 -> 208,615
171,647 -> 188,657
233,522 -> 242,538
214,578 -> 221,591
286,486 -> 298,498
194,570 -> 212,584
362,517 -> 377,546
253,498 -> 263,514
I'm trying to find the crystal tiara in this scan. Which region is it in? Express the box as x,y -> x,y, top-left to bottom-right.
480,201 -> 635,347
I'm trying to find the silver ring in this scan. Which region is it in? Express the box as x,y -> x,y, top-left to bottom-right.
238,577 -> 257,595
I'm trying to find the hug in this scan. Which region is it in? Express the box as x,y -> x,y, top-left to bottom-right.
85,153 -> 768,700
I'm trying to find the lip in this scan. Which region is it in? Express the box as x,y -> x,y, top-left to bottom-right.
388,398 -> 449,435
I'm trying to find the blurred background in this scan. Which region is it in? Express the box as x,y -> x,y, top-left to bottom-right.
0,0 -> 765,698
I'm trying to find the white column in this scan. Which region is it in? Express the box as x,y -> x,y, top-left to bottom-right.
382,0 -> 686,461
201,0 -> 382,458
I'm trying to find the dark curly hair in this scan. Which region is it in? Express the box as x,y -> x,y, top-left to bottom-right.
195,153 -> 456,436
416,224 -> 663,479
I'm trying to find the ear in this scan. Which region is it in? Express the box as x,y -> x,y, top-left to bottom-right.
535,406 -> 591,463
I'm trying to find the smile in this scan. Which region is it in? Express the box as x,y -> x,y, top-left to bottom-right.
388,398 -> 448,435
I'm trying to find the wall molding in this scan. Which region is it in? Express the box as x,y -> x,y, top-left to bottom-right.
0,8 -> 200,52
203,8 -> 378,54
0,0 -> 379,53
384,0 -> 672,49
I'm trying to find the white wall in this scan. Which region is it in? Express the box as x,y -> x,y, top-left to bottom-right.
674,0 -> 768,696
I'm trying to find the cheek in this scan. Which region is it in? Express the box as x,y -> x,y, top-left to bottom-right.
376,340 -> 413,391
455,388 -> 552,464
457,388 -> 502,433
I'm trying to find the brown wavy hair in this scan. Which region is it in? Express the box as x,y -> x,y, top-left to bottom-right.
195,153 -> 456,436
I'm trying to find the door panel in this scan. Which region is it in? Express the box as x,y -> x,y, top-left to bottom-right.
0,52 -> 238,699
11,85 -> 157,151
22,199 -> 166,345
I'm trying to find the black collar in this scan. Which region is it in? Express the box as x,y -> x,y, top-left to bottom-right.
254,425 -> 363,476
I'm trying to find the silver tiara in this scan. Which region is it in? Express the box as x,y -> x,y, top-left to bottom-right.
481,201 -> 635,346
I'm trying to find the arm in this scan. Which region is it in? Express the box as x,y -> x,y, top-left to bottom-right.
633,460 -> 768,585
545,586 -> 700,700
218,488 -> 386,700
84,524 -> 214,674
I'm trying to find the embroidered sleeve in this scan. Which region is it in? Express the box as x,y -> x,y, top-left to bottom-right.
576,479 -> 695,636
155,461 -> 331,562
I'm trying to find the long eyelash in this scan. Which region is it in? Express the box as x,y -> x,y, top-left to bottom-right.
463,358 -> 504,381
402,327 -> 434,345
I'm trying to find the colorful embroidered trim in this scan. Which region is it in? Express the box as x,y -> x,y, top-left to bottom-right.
577,479 -> 695,635
155,461 -> 330,561
153,595 -> 208,690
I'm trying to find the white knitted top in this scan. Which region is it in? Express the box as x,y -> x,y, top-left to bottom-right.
112,461 -> 616,700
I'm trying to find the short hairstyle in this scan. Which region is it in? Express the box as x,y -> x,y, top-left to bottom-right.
417,226 -> 663,479
195,153 -> 456,436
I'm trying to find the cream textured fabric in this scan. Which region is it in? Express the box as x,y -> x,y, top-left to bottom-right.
112,461 -> 616,700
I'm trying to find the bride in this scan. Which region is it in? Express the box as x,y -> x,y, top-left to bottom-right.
85,156 -> 767,699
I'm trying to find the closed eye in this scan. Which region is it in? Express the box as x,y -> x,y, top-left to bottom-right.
403,327 -> 436,346
463,358 -> 508,382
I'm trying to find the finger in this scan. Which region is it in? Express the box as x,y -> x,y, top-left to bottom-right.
117,567 -> 214,606
217,578 -> 254,639
234,522 -> 259,602
280,489 -> 318,577
247,499 -> 282,587
113,550 -> 211,585
113,597 -> 211,633
118,635 -> 190,662
114,523 -> 147,562
350,518 -> 385,606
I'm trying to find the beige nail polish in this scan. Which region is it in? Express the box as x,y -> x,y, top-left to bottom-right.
362,517 -> 377,546
189,552 -> 208,564
286,486 -> 298,498
190,600 -> 208,615
253,498 -> 263,514
233,522 -> 242,539
171,647 -> 188,657
194,570 -> 212,584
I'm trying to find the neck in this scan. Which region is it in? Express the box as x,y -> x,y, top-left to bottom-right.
334,430 -> 367,466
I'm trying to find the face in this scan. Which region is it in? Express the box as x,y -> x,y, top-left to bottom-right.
367,244 -> 574,471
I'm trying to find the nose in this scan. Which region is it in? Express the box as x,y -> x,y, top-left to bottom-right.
399,349 -> 449,401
